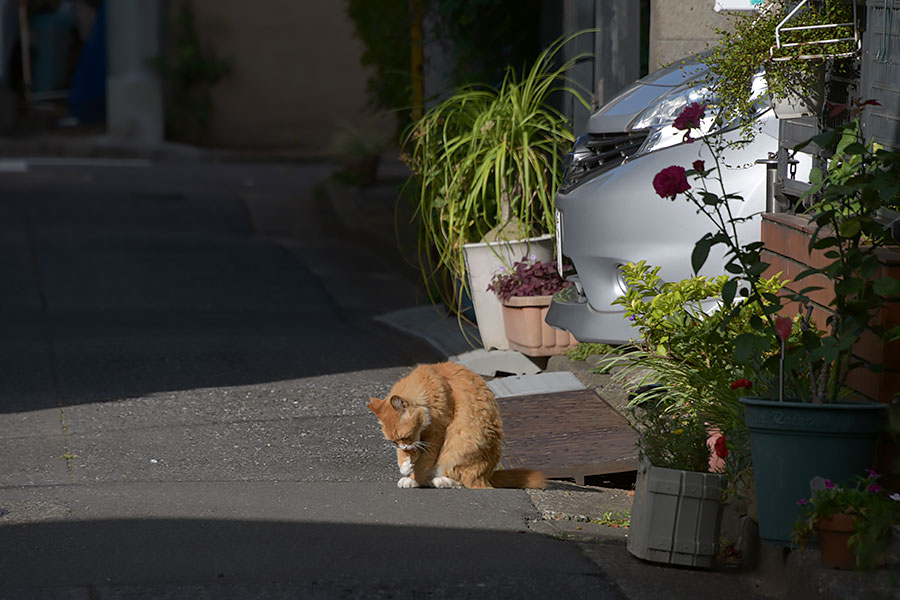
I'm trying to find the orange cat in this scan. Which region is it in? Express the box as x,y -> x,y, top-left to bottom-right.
367,362 -> 545,489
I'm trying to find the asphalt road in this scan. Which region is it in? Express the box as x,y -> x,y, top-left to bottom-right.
0,160 -> 624,599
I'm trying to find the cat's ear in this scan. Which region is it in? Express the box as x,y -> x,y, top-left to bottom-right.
389,395 -> 408,411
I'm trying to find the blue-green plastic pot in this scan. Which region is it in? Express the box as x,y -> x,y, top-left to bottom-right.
739,396 -> 885,546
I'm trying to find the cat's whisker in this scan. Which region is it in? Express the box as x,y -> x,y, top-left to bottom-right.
417,441 -> 438,456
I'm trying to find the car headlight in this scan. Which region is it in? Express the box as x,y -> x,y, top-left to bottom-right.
631,72 -> 769,156
630,84 -> 711,131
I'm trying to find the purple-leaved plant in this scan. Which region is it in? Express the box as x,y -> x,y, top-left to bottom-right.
486,258 -> 571,302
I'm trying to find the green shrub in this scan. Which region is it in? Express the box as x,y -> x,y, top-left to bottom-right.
567,342 -> 617,362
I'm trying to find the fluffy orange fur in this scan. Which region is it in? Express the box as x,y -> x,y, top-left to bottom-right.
367,362 -> 545,489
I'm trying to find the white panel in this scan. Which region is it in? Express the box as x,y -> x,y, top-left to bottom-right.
488,371 -> 585,398
713,0 -> 763,11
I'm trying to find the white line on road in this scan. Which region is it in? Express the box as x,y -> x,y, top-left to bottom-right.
0,157 -> 153,171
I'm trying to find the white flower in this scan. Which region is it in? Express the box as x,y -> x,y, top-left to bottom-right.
890,493 -> 900,502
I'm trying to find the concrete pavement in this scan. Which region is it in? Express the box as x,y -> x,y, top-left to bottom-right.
1,482 -> 609,597
0,155 -> 623,599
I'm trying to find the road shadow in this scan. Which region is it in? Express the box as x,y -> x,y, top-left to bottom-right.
0,163 -> 440,412
0,518 -> 620,598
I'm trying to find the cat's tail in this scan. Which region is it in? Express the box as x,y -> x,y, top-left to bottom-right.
490,468 -> 546,489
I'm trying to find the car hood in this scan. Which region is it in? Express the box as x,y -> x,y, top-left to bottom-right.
587,57 -> 708,134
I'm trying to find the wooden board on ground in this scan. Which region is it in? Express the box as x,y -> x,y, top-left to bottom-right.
496,388 -> 638,485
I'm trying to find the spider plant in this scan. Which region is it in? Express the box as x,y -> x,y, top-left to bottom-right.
403,33 -> 589,313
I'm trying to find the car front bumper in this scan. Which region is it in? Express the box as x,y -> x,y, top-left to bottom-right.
546,281 -> 638,344
547,117 -> 777,344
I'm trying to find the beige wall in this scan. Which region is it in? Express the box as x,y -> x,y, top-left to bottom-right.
649,0 -> 735,72
189,0 -> 387,153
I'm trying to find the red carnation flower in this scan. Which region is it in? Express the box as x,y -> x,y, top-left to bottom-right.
714,435 -> 728,459
729,378 -> 752,390
652,165 -> 690,200
673,102 -> 706,131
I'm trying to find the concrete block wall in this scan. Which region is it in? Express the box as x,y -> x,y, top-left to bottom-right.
648,0 -> 734,72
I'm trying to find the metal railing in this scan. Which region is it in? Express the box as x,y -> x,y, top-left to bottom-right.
770,0 -> 860,61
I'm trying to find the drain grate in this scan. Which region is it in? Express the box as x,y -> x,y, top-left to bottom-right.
497,388 -> 639,485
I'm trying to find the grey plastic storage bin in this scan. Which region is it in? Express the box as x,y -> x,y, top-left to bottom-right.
627,458 -> 725,568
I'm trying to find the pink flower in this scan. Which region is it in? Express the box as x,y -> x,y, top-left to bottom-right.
796,498 -> 808,505
652,166 -> 690,200
825,479 -> 835,489
692,159 -> 705,173
867,484 -> 883,493
865,468 -> 879,479
774,316 -> 792,342
674,102 -> 706,131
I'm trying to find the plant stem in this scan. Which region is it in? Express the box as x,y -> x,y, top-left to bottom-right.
409,0 -> 424,123
779,338 -> 785,402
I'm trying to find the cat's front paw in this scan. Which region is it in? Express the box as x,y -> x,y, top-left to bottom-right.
397,476 -> 420,488
399,458 -> 413,476
431,476 -> 461,489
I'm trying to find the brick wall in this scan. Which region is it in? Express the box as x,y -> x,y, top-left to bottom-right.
761,213 -> 900,403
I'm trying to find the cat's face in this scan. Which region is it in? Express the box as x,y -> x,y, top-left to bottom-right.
367,395 -> 430,450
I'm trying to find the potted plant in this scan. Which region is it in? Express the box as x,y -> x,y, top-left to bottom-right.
701,0 -> 857,126
404,34 -> 588,349
650,101 -> 898,545
793,470 -> 900,569
486,257 -> 576,356
606,260 -> 791,507
626,400 -> 726,568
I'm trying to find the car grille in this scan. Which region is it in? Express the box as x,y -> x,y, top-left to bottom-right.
560,130 -> 649,193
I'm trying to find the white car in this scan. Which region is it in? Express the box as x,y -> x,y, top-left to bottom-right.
546,57 -> 785,344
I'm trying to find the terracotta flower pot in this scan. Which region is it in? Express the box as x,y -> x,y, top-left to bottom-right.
501,295 -> 578,356
815,513 -> 857,570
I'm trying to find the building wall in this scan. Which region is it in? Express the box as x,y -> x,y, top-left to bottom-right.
181,1 -> 737,150
189,0 -> 386,153
648,0 -> 733,72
